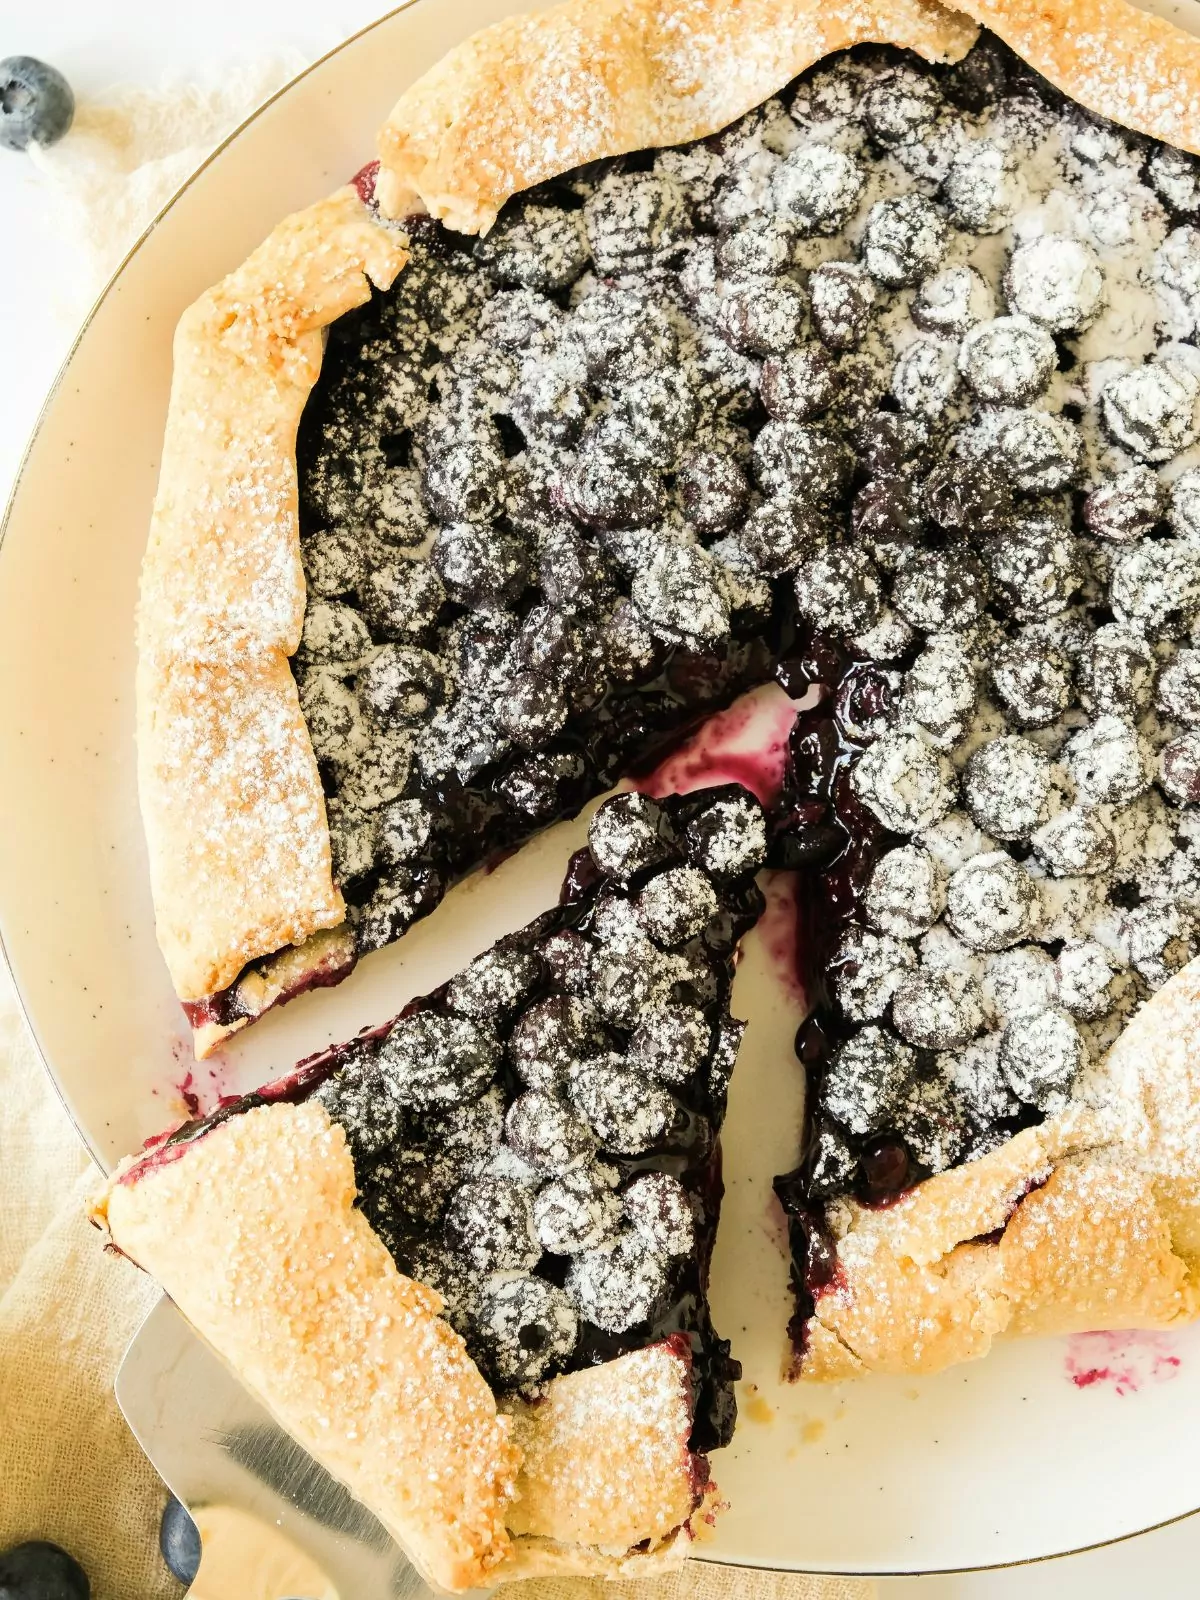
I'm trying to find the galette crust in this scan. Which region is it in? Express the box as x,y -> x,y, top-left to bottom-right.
94,1100 -> 708,1592
138,186 -> 407,1004
798,958 -> 1200,1380
375,0 -> 979,233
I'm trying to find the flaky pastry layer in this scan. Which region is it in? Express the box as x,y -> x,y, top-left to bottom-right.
138,187 -> 407,1004
94,1101 -> 708,1592
799,959 -> 1200,1380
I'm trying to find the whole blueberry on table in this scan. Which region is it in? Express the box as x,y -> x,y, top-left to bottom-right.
0,57 -> 75,153
0,1541 -> 89,1599
159,1496 -> 201,1585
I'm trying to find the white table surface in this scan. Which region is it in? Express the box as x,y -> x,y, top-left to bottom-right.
1,2 -> 1198,1593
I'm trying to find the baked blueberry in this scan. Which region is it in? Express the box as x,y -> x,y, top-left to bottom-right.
447,946 -> 542,1019
911,263 -> 994,336
942,140 -> 1021,233
630,541 -> 731,646
990,637 -> 1073,728
301,530 -> 369,597
851,727 -> 957,832
472,1274 -> 579,1385
1083,465 -> 1164,542
985,515 -> 1084,619
958,407 -> 1083,493
891,339 -> 960,417
820,1025 -> 915,1137
533,1164 -> 621,1254
358,645 -> 449,724
623,1171 -> 695,1256
474,201 -> 589,290
684,790 -> 768,881
1065,713 -> 1152,806
633,864 -> 719,947
678,449 -> 750,535
964,735 -> 1052,841
760,344 -> 840,422
922,456 -> 1012,537
893,547 -> 988,631
568,1060 -> 676,1154
999,1006 -> 1086,1108
583,170 -> 690,273
946,850 -> 1043,950
716,273 -> 807,355
793,546 -> 884,634
808,261 -> 875,350
627,1003 -> 711,1085
771,144 -> 864,233
560,436 -> 666,531
504,1090 -> 596,1175
753,420 -> 853,503
860,194 -> 947,286
1078,622 -> 1156,716
566,1231 -> 670,1332
445,1176 -> 540,1274
830,925 -> 916,1021
863,66 -> 941,145
1101,358 -> 1200,461
958,315 -> 1056,404
587,793 -> 673,880
377,1012 -> 499,1109
359,559 -> 446,642
1109,539 -> 1200,636
1004,234 -> 1104,331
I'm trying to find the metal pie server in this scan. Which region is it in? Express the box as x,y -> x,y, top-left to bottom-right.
116,1295 -> 434,1599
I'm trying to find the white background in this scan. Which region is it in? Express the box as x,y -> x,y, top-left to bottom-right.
0,1 -> 1198,1592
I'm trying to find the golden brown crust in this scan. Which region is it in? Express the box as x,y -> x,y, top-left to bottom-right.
501,1346 -> 698,1550
375,0 -> 978,233
97,1102 -> 518,1591
138,186 -> 407,1004
954,0 -> 1200,157
797,961 -> 1200,1380
94,1102 -> 710,1591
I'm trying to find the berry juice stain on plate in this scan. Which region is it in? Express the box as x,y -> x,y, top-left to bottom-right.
756,871 -> 807,1009
631,683 -> 798,807
1065,1330 -> 1183,1394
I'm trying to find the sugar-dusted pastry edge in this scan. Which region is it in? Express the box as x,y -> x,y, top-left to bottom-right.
138,185 -> 408,1007
795,958 -> 1200,1380
375,0 -> 979,233
93,1099 -> 712,1591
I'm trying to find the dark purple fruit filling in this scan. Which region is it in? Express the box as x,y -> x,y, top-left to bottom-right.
145,787 -> 770,1454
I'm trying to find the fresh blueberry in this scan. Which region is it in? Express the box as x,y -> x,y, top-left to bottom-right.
159,1497 -> 201,1585
0,58 -> 75,153
0,1541 -> 90,1599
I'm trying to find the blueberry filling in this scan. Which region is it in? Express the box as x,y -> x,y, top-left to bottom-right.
144,787 -> 769,1454
192,33 -> 1200,1367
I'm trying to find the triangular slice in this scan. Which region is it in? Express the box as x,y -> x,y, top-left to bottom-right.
95,784 -> 769,1591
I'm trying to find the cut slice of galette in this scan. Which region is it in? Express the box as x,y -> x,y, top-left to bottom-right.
96,786 -> 769,1590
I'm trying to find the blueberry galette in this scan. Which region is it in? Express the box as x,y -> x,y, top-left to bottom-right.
98,787 -> 766,1588
113,0 -> 1200,1581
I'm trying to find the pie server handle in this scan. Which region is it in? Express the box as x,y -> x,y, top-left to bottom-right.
116,1294 -> 435,1599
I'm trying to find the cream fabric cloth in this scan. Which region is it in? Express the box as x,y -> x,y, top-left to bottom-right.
0,967 -> 874,1600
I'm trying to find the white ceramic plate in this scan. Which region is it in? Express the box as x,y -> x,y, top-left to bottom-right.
6,0 -> 1200,1575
